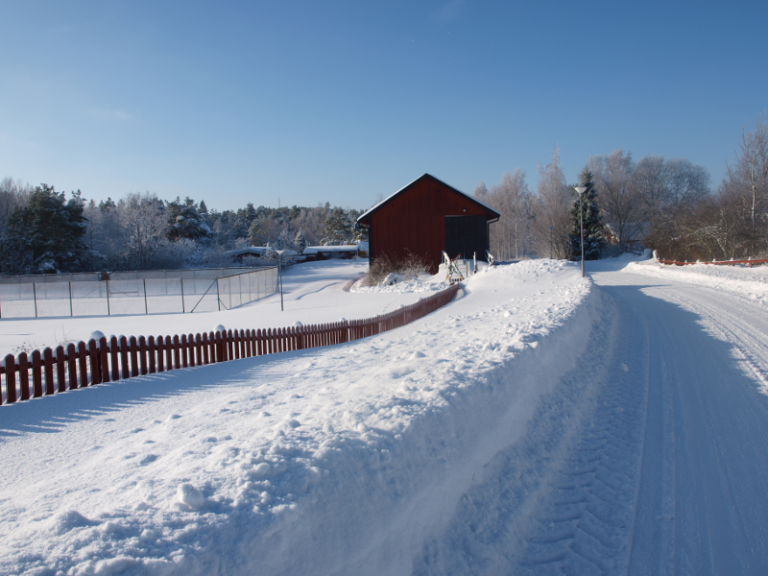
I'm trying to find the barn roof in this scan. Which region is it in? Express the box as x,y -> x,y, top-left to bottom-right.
357,173 -> 500,225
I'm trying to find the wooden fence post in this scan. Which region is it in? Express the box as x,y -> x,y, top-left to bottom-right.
67,343 -> 78,390
55,346 -> 66,393
202,333 -> 210,365
139,337 -> 148,375
78,342 -> 89,388
88,339 -> 100,385
18,352 -> 30,401
100,337 -> 110,382
148,336 -> 156,374
173,335 -> 181,370
129,336 -> 139,378
4,354 -> 17,404
109,337 -> 119,381
120,336 -> 130,379
165,336 -> 173,371
157,336 -> 165,372
180,335 -> 188,368
32,350 -> 43,397
43,347 -> 55,395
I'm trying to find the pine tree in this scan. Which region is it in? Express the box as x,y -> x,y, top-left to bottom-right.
570,169 -> 605,260
294,230 -> 307,254
323,206 -> 351,245
5,184 -> 88,273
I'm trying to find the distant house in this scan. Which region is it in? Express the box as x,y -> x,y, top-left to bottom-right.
356,174 -> 500,274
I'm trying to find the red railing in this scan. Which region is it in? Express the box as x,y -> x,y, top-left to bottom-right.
1,284 -> 460,406
658,257 -> 768,267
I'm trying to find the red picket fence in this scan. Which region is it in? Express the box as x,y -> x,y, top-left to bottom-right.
658,257 -> 768,267
0,284 -> 460,406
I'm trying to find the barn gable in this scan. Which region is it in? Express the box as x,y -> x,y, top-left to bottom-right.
357,174 -> 500,274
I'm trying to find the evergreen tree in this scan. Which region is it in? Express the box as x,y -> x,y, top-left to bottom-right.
294,230 -> 307,254
570,169 -> 605,260
4,184 -> 88,273
323,206 -> 351,245
166,197 -> 211,242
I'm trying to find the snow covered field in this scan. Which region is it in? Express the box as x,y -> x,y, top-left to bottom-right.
0,260 -> 421,358
3,256 -> 768,575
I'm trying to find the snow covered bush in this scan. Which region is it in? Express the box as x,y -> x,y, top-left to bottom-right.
364,252 -> 429,286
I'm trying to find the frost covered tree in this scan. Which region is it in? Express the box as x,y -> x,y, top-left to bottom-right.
118,192 -> 169,269
476,171 -> 533,260
3,184 -> 88,273
719,115 -> 768,253
166,197 -> 212,242
294,230 -> 307,254
533,148 -> 572,259
570,169 -> 605,260
589,149 -> 641,250
323,206 -> 352,245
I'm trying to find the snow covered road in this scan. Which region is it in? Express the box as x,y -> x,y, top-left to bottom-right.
418,263 -> 768,574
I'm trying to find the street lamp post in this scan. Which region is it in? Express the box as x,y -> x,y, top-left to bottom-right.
574,186 -> 586,278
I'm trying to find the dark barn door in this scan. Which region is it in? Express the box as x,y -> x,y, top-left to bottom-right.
444,215 -> 488,261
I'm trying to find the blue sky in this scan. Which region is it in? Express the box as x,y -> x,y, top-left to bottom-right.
1,0 -> 766,211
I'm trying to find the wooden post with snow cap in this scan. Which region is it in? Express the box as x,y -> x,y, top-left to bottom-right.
17,353 -> 30,400
99,337 -> 110,382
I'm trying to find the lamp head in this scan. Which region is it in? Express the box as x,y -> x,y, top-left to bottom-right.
574,186 -> 587,196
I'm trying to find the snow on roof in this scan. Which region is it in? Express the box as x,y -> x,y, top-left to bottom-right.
357,173 -> 500,224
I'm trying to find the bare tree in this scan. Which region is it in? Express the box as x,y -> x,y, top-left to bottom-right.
534,148 -> 572,258
478,170 -> 533,260
118,192 -> 170,269
726,116 -> 768,235
634,156 -> 668,230
0,177 -> 32,229
589,149 -> 641,250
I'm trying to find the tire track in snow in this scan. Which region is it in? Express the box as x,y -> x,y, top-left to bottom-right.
514,292 -> 650,576
666,288 -> 768,394
416,272 -> 768,576
414,289 -> 645,575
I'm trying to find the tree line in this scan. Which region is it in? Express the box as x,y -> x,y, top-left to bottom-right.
0,184 -> 363,274
476,115 -> 768,262
3,116 -> 765,274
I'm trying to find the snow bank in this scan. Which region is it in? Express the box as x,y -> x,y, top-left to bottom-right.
627,258 -> 768,304
0,260 -> 599,576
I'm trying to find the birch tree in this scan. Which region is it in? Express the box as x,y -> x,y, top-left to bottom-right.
589,149 -> 641,249
534,148 -> 572,259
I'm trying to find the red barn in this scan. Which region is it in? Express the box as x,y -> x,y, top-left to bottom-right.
356,174 -> 500,274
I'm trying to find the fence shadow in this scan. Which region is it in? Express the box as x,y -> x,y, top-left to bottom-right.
0,350 -> 314,438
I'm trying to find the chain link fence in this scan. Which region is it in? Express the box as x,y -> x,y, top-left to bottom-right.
0,267 -> 278,319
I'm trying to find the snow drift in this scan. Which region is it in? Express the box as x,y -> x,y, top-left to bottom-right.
0,260 -> 598,576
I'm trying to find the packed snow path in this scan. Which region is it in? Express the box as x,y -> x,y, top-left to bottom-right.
418,264 -> 768,575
